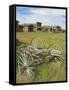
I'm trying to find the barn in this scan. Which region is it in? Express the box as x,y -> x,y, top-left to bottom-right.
16,21 -> 64,33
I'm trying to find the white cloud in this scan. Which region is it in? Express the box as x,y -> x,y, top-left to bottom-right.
16,13 -> 50,25
30,8 -> 66,17
16,7 -> 66,29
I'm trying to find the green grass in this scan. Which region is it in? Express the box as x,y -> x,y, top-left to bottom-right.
16,32 -> 66,52
16,32 -> 66,83
16,32 -> 65,44
33,61 -> 66,82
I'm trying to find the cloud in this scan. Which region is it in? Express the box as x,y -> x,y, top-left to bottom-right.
29,8 -> 66,17
16,7 -> 66,29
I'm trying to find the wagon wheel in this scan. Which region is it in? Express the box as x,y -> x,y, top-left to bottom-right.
48,49 -> 64,62
31,37 -> 44,49
16,47 -> 37,80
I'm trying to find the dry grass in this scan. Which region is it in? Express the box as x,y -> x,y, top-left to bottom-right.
16,32 -> 66,83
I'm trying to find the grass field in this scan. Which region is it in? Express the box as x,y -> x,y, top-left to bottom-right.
16,32 -> 66,83
16,32 -> 66,52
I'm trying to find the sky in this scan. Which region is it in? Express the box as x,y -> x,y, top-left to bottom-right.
16,6 -> 66,29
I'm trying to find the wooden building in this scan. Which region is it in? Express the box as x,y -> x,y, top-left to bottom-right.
16,21 -> 64,33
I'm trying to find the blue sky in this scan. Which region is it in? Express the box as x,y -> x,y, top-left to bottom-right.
16,6 -> 66,29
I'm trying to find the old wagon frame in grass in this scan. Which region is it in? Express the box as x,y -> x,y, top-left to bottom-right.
9,4 -> 67,85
